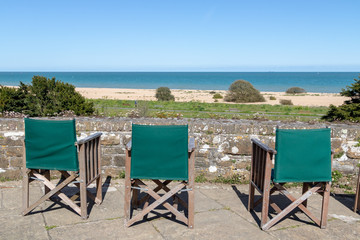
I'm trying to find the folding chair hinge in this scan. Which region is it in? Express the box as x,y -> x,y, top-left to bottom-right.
131,186 -> 148,191
30,176 -> 44,182
178,188 -> 192,194
71,180 -> 84,184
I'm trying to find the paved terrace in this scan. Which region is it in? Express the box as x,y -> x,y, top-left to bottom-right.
1,178 -> 359,240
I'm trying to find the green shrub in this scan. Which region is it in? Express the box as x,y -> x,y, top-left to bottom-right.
286,87 -> 306,94
279,99 -> 293,105
224,80 -> 265,103
155,87 -> 175,101
213,93 -> 223,99
269,96 -> 276,100
322,75 -> 360,122
0,76 -> 94,116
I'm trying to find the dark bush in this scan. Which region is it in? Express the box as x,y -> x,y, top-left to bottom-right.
322,75 -> 360,122
279,99 -> 293,105
286,87 -> 306,94
0,76 -> 94,117
224,80 -> 265,103
155,87 -> 175,101
269,96 -> 276,100
213,93 -> 223,99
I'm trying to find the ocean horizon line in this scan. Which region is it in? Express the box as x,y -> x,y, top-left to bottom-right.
1,72 -> 358,93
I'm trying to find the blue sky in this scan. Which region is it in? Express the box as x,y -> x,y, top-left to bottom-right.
0,0 -> 359,71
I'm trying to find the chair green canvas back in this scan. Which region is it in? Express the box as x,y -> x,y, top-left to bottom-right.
130,124 -> 188,180
273,128 -> 331,183
24,118 -> 79,171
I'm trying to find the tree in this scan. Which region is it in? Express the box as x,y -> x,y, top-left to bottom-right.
155,87 -> 175,101
322,75 -> 360,122
0,76 -> 94,116
224,80 -> 265,103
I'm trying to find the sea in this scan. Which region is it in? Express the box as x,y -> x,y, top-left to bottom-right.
0,72 -> 358,93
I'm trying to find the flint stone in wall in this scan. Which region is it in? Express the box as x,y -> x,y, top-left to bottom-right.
103,167 -> 123,177
0,155 -> 9,168
101,155 -> 112,166
194,157 -> 209,168
5,146 -> 23,157
102,147 -> 123,155
113,155 -> 125,167
101,133 -> 120,145
346,141 -> 360,159
0,169 -> 21,180
333,160 -> 357,174
10,157 -> 22,168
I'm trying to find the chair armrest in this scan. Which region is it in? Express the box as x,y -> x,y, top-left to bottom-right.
77,133 -> 102,145
251,138 -> 277,154
188,137 -> 195,152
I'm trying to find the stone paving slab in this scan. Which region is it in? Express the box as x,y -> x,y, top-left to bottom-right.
0,179 -> 359,240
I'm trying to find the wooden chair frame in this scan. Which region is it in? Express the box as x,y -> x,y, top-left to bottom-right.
124,138 -> 195,228
248,138 -> 332,230
355,165 -> 360,213
22,133 -> 103,219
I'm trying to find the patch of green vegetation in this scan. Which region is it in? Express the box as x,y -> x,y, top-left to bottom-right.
245,165 -> 251,171
332,170 -> 343,183
119,170 -> 125,179
231,159 -> 236,164
0,176 -> 12,182
338,184 -> 352,190
195,173 -> 207,183
344,190 -> 355,194
269,96 -> 276,100
89,99 -> 328,122
213,93 -> 223,99
211,174 -> 245,184
334,151 -> 344,159
45,225 -> 57,231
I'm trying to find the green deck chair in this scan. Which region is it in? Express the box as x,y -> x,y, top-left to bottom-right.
248,128 -> 332,230
124,124 -> 195,228
22,118 -> 103,219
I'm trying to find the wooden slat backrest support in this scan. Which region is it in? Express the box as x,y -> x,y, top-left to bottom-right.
78,133 -> 102,186
250,139 -> 275,193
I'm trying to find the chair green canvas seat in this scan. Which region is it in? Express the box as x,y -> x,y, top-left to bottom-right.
23,118 -> 103,219
124,124 -> 195,228
131,124 -> 188,180
248,128 -> 332,230
24,118 -> 78,171
273,128 -> 331,183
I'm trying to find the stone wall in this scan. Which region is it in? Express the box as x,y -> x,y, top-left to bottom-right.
1,117 -> 360,180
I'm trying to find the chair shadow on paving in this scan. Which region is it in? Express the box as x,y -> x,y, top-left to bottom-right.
231,185 -> 317,228
29,175 -> 112,216
128,190 -> 189,227
331,192 -> 357,212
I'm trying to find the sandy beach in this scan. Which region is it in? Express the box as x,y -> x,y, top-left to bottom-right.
76,87 -> 349,107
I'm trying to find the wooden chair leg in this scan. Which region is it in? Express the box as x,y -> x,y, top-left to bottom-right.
320,182 -> 331,229
261,185 -> 270,229
43,170 -> 51,195
188,188 -> 194,229
302,183 -> 309,208
80,180 -> 88,219
355,167 -> 360,212
95,175 -> 102,205
22,170 -> 30,213
248,182 -> 255,211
